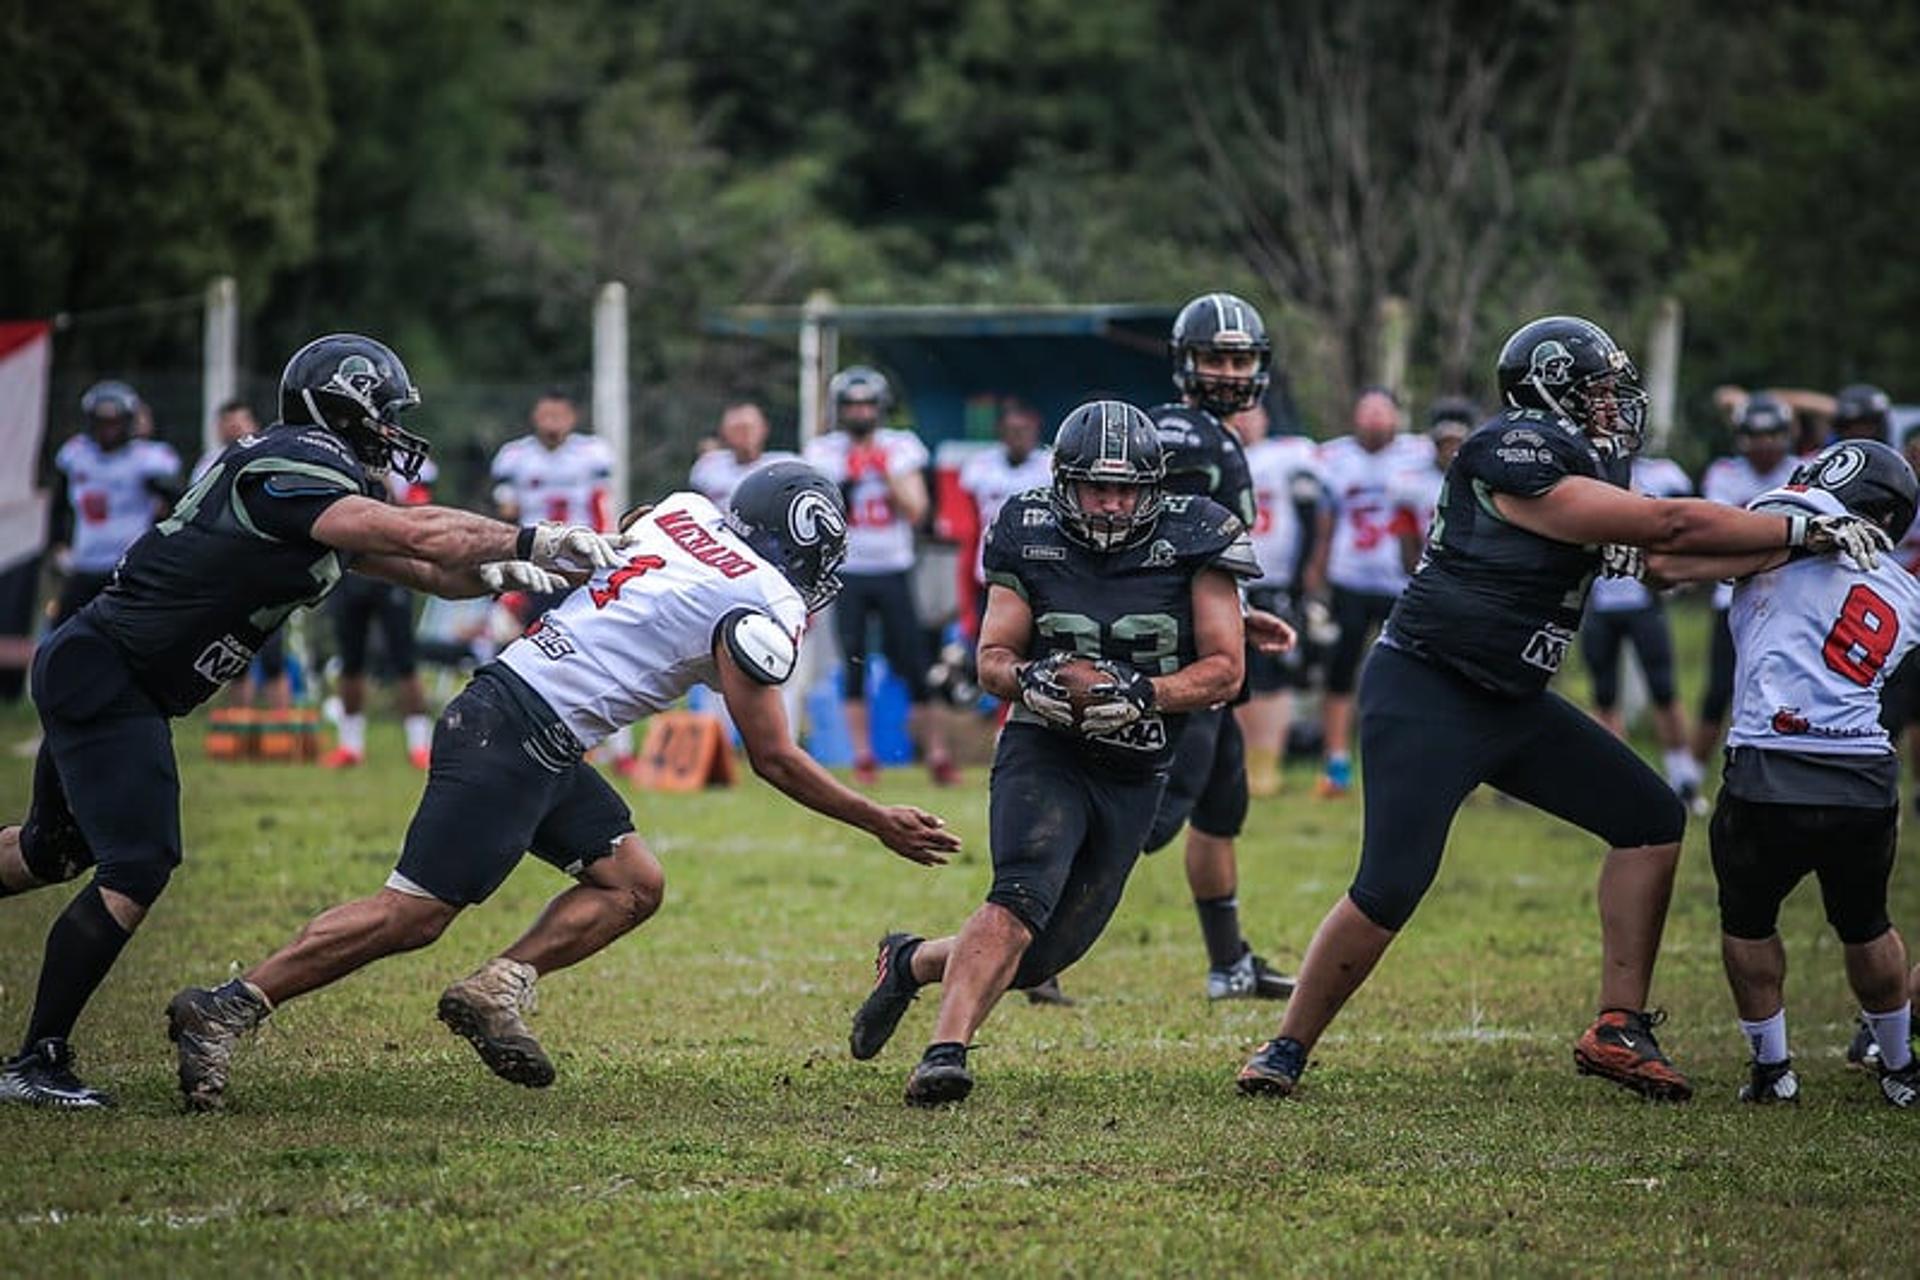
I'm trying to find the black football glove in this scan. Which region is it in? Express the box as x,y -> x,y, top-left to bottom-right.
1081,659 -> 1155,735
1016,652 -> 1076,727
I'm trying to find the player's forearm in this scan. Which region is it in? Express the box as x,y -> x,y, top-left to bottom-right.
888,473 -> 928,525
750,744 -> 890,832
358,555 -> 494,599
1150,652 -> 1243,714
977,645 -> 1023,701
1644,548 -> 1788,588
1642,501 -> 1792,555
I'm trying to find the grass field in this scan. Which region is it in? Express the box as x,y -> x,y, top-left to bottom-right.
2,600 -> 1918,1276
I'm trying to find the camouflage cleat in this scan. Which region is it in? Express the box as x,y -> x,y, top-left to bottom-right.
437,957 -> 554,1088
1574,1008 -> 1693,1102
167,980 -> 271,1112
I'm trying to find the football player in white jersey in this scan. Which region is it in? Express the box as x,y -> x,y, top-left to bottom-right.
1646,440 -> 1920,1107
690,401 -> 797,509
1578,451 -> 1705,810
50,381 -> 182,625
1304,387 -> 1432,796
1237,398 -> 1324,797
165,462 -> 960,1111
1693,394 -> 1799,770
803,367 -> 954,785
1389,398 -> 1474,575
956,400 -> 1052,637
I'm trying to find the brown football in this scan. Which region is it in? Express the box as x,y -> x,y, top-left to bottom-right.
1052,657 -> 1110,727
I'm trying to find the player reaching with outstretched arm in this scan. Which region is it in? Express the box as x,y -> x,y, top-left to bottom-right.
166,462 -> 959,1112
1234,315 -> 1894,1104
0,334 -> 621,1109
847,401 -> 1258,1106
1645,439 -> 1920,1107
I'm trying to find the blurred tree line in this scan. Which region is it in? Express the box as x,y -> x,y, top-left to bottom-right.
4,0 -> 1915,463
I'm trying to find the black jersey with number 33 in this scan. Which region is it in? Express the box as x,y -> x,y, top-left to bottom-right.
85,424 -> 377,715
983,488 -> 1259,773
1384,407 -> 1627,698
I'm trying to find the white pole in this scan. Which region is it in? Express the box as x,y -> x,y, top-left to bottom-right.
1646,297 -> 1683,456
594,281 -> 631,513
799,289 -> 837,445
202,276 -> 237,457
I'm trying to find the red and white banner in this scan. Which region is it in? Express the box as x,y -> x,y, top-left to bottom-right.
0,321 -> 52,573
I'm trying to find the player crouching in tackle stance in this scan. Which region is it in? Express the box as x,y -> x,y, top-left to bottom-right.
848,400 -> 1260,1106
1645,440 -> 1920,1106
1235,315 -> 1895,1103
167,462 -> 959,1111
0,334 -> 622,1109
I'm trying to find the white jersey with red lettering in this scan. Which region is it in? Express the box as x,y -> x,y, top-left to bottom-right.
1701,453 -> 1798,608
1244,435 -> 1324,591
1588,455 -> 1693,613
1319,434 -> 1433,595
958,444 -> 1053,584
1727,486 -> 1920,757
497,491 -> 806,749
1388,461 -> 1446,544
490,434 -> 616,531
56,434 -> 182,573
689,448 -> 798,510
803,428 -> 929,574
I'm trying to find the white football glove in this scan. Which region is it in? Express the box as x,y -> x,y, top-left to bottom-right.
1598,543 -> 1645,580
1078,659 -> 1156,735
477,561 -> 572,595
1791,513 -> 1893,571
529,521 -> 624,572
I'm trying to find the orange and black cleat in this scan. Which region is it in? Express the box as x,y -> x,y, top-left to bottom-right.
1575,1007 -> 1693,1102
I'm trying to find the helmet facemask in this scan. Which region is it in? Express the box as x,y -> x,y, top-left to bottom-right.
1051,469 -> 1164,552
1530,358 -> 1648,455
1176,343 -> 1272,419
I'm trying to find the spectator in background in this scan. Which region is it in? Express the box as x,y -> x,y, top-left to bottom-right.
1832,383 -> 1894,445
1578,449 -> 1703,813
1236,396 -> 1324,797
955,399 -> 1051,642
49,381 -> 181,627
690,401 -> 795,509
194,400 -> 291,710
1694,394 -> 1798,773
490,389 -> 637,778
322,458 -> 439,771
1305,387 -> 1431,797
803,366 -> 954,786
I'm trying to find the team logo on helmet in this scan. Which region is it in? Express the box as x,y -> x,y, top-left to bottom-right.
326,354 -> 385,407
1814,444 -> 1868,489
788,489 -> 844,546
1528,341 -> 1574,387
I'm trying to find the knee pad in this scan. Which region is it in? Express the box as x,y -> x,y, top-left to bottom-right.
93,852 -> 176,908
19,815 -> 93,885
1347,882 -> 1418,932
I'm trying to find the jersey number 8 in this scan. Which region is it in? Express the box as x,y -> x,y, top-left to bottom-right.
1822,583 -> 1898,687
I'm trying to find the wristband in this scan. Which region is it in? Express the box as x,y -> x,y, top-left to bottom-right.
516,525 -> 536,560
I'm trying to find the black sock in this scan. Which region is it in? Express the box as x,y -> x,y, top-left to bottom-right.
1195,894 -> 1245,971
22,883 -> 131,1052
924,1040 -> 968,1063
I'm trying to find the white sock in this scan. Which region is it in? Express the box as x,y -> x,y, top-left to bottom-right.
338,712 -> 367,755
1663,749 -> 1698,788
1865,1005 -> 1913,1071
1737,1008 -> 1789,1065
404,714 -> 432,755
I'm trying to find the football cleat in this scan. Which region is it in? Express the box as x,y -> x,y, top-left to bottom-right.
320,746 -> 364,769
850,932 -> 922,1060
0,1038 -> 113,1109
1574,1008 -> 1693,1102
1736,1058 -> 1799,1104
437,957 -> 554,1088
1022,975 -> 1075,1007
1845,1015 -> 1881,1071
1208,946 -> 1296,1002
1880,1059 -> 1920,1108
1676,781 -> 1710,819
166,979 -> 271,1112
905,1042 -> 973,1107
1236,1036 -> 1308,1097
1315,757 -> 1352,799
408,746 -> 432,771
927,755 -> 961,788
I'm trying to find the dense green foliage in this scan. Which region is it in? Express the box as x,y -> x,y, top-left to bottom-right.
2,605 -> 1918,1274
6,0 -> 1916,443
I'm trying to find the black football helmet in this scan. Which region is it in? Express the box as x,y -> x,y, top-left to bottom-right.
1734,392 -> 1793,438
829,365 -> 893,436
1050,400 -> 1166,551
725,460 -> 848,612
1171,292 -> 1272,417
1832,383 -> 1892,441
1789,439 -> 1918,537
1427,395 -> 1480,436
279,334 -> 429,479
1495,315 -> 1648,451
80,379 -> 141,449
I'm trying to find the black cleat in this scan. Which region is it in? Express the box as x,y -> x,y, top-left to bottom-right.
437,958 -> 554,1088
0,1038 -> 114,1109
1846,1015 -> 1881,1071
850,932 -> 922,1060
1022,975 -> 1075,1007
1736,1057 -> 1800,1104
905,1042 -> 973,1107
1236,1036 -> 1307,1097
167,980 -> 271,1112
1881,1059 -> 1920,1108
1574,1008 -> 1693,1102
1208,945 -> 1296,1001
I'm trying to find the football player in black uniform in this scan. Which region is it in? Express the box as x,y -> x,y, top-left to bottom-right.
1235,315 -> 1894,1104
848,401 -> 1259,1105
0,334 -> 622,1108
1144,292 -> 1295,1001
